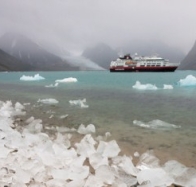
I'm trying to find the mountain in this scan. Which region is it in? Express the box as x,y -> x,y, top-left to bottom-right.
177,41 -> 196,70
82,43 -> 118,69
120,39 -> 185,63
0,33 -> 79,71
0,49 -> 33,71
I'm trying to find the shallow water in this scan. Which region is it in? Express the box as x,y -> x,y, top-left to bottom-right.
0,70 -> 196,167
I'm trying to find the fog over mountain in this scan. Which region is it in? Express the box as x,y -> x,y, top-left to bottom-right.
0,33 -> 80,71
82,43 -> 118,69
0,0 -> 195,57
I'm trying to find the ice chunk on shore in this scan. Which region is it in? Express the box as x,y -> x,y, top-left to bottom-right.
118,155 -> 139,176
69,98 -> 89,108
89,153 -> 109,170
136,150 -> 160,170
77,124 -> 96,134
133,119 -> 181,130
55,77 -> 77,83
75,134 -> 97,157
178,75 -> 196,86
137,168 -> 174,186
132,81 -> 158,90
37,98 -> 59,104
95,165 -> 116,185
97,140 -> 120,158
163,160 -> 196,186
20,74 -> 45,81
0,101 -> 25,118
163,84 -> 173,89
1,99 -> 196,186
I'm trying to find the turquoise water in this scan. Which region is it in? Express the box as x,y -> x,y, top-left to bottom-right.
0,70 -> 196,166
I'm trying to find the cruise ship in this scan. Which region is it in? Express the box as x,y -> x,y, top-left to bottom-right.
110,54 -> 179,72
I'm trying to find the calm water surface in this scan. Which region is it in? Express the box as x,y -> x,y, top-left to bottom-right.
0,70 -> 196,167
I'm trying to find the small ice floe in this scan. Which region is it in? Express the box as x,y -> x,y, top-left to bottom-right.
37,98 -> 59,104
77,124 -> 96,134
69,98 -> 89,108
46,110 -> 56,114
23,102 -> 31,106
163,84 -> 173,89
20,74 -> 45,81
133,119 -> 181,130
56,126 -> 76,133
55,77 -> 77,83
59,114 -> 68,119
45,83 -> 59,88
49,115 -> 54,119
132,81 -> 158,90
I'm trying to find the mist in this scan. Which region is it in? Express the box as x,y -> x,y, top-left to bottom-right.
0,0 -> 196,55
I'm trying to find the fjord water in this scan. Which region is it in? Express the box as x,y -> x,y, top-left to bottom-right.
0,70 -> 196,167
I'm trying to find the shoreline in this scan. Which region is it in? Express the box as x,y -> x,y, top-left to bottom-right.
1,99 -> 196,186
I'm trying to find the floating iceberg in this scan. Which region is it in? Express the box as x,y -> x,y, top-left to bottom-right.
20,74 -> 45,81
37,98 -> 59,104
133,119 -> 181,130
163,84 -> 173,89
178,74 -> 196,86
45,83 -> 59,87
69,98 -> 89,108
132,81 -> 158,90
55,77 -> 77,83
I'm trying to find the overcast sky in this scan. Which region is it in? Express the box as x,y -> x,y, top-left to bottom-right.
0,0 -> 196,54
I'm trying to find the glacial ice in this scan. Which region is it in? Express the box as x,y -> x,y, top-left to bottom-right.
137,168 -> 174,186
0,99 -> 196,187
75,134 -> 97,157
133,119 -> 181,130
89,153 -> 109,170
45,82 -> 59,87
55,77 -> 77,83
178,74 -> 196,86
118,155 -> 139,176
37,98 -> 59,104
69,98 -> 89,108
163,84 -> 173,89
97,140 -> 121,158
136,150 -> 160,170
20,74 -> 45,81
77,124 -> 96,134
132,81 -> 158,90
